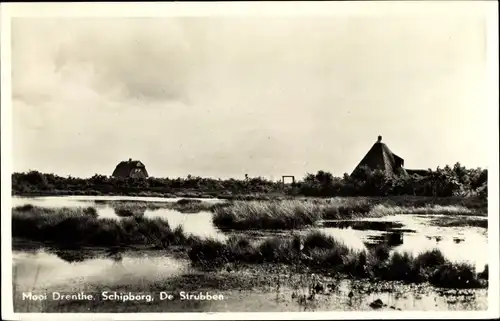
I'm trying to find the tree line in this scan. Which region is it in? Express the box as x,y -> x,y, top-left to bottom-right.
11,162 -> 487,198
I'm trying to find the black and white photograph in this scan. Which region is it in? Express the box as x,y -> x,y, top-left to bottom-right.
1,1 -> 499,319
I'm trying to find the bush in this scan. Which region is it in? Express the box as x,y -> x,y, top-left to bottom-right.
478,264 -> 488,280
11,163 -> 487,198
415,248 -> 446,268
430,263 -> 480,288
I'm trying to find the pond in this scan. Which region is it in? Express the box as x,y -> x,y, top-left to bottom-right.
12,196 -> 227,240
12,196 -> 488,270
10,196 -> 489,312
317,214 -> 488,271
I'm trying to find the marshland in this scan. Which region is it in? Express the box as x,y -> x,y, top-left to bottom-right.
11,166 -> 489,312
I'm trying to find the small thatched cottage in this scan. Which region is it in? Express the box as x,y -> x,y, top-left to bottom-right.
352,136 -> 407,176
112,159 -> 149,178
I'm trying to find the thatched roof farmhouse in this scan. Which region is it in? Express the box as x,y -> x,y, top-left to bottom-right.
112,159 -> 149,178
352,136 -> 426,177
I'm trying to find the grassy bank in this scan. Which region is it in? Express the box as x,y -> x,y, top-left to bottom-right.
212,197 -> 486,230
12,205 -> 198,248
189,231 -> 488,289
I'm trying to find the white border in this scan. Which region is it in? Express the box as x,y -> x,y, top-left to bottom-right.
1,1 -> 499,320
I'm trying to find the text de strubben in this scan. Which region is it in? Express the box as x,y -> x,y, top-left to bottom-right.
21,291 -> 225,302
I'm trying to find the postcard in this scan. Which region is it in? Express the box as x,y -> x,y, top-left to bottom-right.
1,1 -> 498,320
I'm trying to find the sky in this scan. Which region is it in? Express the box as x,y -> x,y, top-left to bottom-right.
10,10 -> 492,180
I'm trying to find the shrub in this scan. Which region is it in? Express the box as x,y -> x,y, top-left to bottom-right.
478,264 -> 488,280
372,244 -> 391,262
383,252 -> 424,283
430,263 -> 480,288
415,248 -> 446,269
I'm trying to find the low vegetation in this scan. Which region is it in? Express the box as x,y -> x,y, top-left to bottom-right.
429,216 -> 488,229
212,200 -> 324,230
12,162 -> 487,199
212,198 -> 384,230
371,204 -> 474,216
12,205 -> 197,248
212,197 -> 486,230
188,231 -> 487,289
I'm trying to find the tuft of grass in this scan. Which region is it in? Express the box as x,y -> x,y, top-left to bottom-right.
318,198 -> 373,219
170,199 -> 219,214
372,244 -> 391,262
212,199 -> 378,230
415,248 -> 446,268
82,206 -> 99,218
114,207 -> 145,218
188,238 -> 231,268
212,200 -> 323,230
303,230 -> 340,249
429,262 -> 481,288
383,252 -> 424,283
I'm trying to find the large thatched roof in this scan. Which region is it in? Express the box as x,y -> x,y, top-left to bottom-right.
352,136 -> 407,176
112,159 -> 149,178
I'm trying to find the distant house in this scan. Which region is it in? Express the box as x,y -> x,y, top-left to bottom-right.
112,159 -> 149,178
351,136 -> 428,178
352,136 -> 407,176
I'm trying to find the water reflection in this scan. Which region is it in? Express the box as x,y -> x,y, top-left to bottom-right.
13,250 -> 190,291
50,247 -> 126,264
321,220 -> 406,232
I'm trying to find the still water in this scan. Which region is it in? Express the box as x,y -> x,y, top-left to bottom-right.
13,250 -> 487,312
11,196 -> 489,311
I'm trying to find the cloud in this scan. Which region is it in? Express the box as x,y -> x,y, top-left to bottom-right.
10,15 -> 489,178
13,18 -> 195,106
